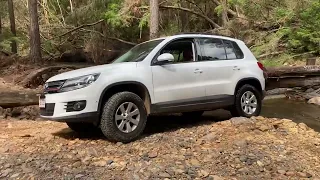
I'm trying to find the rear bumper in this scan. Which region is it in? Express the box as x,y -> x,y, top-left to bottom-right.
41,112 -> 99,124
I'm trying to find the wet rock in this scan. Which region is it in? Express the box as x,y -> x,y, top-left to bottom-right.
308,97 -> 320,106
305,88 -> 314,93
0,106 -> 4,116
11,108 -> 22,117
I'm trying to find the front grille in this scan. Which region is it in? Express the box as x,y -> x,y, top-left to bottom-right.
40,103 -> 55,116
45,80 -> 65,94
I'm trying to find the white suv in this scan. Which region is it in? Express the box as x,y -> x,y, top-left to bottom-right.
40,34 -> 266,142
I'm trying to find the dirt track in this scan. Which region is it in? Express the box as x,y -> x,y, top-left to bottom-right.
1,115 -> 320,179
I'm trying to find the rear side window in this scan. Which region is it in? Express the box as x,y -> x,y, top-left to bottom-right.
223,40 -> 244,59
197,38 -> 244,61
198,38 -> 227,61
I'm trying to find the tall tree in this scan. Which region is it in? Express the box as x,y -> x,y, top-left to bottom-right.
28,0 -> 42,62
150,0 -> 159,39
8,0 -> 17,53
221,0 -> 228,27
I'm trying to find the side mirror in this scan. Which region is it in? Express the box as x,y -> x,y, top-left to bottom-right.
156,53 -> 174,65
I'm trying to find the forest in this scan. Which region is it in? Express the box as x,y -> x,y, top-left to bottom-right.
0,0 -> 319,66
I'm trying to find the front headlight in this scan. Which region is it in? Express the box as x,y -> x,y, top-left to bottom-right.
60,73 -> 100,92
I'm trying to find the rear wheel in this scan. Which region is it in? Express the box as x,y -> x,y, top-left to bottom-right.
230,84 -> 262,117
182,111 -> 204,117
66,122 -> 97,133
100,92 -> 147,143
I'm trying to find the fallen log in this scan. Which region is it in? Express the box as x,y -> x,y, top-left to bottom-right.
266,66 -> 320,77
19,64 -> 89,88
266,76 -> 320,90
0,102 -> 38,109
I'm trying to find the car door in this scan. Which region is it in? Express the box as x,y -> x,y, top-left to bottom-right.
196,38 -> 240,99
151,38 -> 206,111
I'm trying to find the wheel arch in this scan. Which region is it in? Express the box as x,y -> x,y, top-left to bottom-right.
98,81 -> 152,116
234,77 -> 263,95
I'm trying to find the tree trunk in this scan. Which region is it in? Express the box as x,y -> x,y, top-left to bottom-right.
266,66 -> 320,77
0,14 -> 2,36
8,0 -> 17,53
266,77 -> 320,90
69,0 -> 73,13
28,0 -> 42,63
42,0 -> 50,25
150,0 -> 159,39
221,0 -> 228,27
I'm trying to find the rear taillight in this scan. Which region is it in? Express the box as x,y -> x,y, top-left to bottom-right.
257,62 -> 264,70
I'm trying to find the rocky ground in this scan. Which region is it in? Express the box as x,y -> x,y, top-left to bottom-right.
1,116 -> 320,180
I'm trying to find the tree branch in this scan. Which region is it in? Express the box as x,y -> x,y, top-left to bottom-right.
160,5 -> 221,28
79,29 -> 137,46
211,0 -> 246,18
58,19 -> 104,38
183,0 -> 206,15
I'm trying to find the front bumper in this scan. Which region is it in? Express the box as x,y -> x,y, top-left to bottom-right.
41,112 -> 99,123
39,85 -> 101,123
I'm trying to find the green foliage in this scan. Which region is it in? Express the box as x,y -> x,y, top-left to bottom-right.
104,0 -> 128,28
214,5 -> 223,16
286,1 -> 320,54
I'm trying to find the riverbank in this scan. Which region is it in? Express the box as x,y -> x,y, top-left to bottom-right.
1,116 -> 319,179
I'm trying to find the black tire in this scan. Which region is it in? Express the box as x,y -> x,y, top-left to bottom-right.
182,111 -> 204,117
100,92 -> 147,143
230,84 -> 262,117
66,122 -> 98,133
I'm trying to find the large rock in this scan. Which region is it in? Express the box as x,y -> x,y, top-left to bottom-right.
308,97 -> 320,106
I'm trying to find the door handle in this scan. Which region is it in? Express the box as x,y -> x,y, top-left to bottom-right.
233,66 -> 240,70
194,69 -> 203,74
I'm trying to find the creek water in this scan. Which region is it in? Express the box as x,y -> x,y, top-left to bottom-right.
261,98 -> 320,132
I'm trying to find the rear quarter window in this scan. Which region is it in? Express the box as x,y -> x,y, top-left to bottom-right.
223,40 -> 244,59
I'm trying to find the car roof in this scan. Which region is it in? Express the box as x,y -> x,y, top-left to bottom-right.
147,34 -> 242,43
140,34 -> 243,46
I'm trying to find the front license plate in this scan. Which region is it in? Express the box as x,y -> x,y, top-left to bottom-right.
39,97 -> 46,108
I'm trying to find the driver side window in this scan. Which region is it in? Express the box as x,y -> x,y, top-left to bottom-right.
159,39 -> 195,64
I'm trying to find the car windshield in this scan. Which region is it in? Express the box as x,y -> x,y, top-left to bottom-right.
112,39 -> 164,63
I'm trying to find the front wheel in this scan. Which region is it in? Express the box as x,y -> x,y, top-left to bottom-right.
230,84 -> 262,117
100,92 -> 147,143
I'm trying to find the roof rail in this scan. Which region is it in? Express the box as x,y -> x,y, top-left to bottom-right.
173,32 -> 216,35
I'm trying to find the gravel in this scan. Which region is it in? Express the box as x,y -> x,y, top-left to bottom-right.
0,116 -> 320,179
